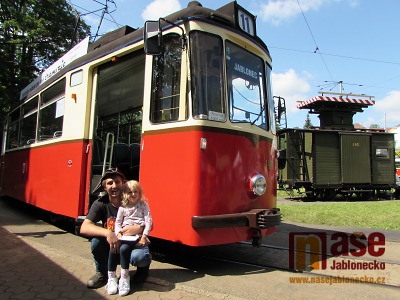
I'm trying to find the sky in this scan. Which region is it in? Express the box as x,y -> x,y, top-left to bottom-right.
68,0 -> 400,129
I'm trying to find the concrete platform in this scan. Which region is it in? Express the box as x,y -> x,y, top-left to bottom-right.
1,197 -> 399,299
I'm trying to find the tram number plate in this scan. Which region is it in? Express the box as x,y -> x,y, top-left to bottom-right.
208,111 -> 225,122
237,8 -> 255,36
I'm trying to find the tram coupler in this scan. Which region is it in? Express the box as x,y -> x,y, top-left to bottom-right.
252,208 -> 281,229
251,228 -> 262,247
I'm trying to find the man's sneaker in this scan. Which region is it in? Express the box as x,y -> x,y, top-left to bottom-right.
105,277 -> 118,295
87,272 -> 106,289
132,266 -> 149,283
119,276 -> 130,296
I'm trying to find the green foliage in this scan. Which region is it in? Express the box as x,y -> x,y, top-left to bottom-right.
303,113 -> 313,129
369,124 -> 380,129
0,0 -> 91,144
280,201 -> 400,230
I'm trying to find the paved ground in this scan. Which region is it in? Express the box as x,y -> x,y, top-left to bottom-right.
1,197 -> 399,299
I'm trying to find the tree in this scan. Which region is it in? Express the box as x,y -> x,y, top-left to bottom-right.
0,0 -> 90,139
303,113 -> 313,129
369,124 -> 380,129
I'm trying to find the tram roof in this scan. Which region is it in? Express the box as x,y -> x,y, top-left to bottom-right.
22,1 -> 269,102
296,95 -> 375,111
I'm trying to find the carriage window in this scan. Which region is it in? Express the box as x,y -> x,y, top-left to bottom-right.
6,108 -> 21,150
376,148 -> 389,159
150,33 -> 182,123
20,96 -> 39,145
38,79 -> 65,141
190,31 -> 225,121
226,41 -> 267,129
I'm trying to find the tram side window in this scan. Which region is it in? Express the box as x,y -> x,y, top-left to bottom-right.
190,31 -> 225,121
118,109 -> 142,144
38,79 -> 65,141
150,33 -> 182,123
266,66 -> 274,133
96,51 -> 145,143
97,109 -> 142,145
6,108 -> 21,150
20,96 -> 39,145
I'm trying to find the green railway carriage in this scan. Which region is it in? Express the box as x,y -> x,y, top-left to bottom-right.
277,93 -> 396,199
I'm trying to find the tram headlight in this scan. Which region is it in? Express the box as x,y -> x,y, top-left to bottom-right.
250,174 -> 267,196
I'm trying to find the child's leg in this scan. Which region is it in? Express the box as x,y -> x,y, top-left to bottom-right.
119,242 -> 132,296
108,251 -> 119,273
119,242 -> 133,270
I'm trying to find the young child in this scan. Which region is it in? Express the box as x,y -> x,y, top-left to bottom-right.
106,180 -> 152,296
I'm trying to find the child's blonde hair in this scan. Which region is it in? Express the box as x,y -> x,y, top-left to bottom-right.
122,180 -> 147,207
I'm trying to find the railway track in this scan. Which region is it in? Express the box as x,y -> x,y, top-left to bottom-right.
150,239 -> 400,288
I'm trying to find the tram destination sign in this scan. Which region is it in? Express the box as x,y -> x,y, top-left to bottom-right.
20,36 -> 89,100
232,59 -> 259,83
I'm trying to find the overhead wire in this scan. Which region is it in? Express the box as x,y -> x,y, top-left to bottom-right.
296,0 -> 334,81
269,45 -> 400,92
294,0 -> 400,95
269,46 -> 400,66
67,0 -> 123,38
65,0 -> 398,93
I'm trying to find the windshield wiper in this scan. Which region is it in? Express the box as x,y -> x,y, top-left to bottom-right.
251,105 -> 266,125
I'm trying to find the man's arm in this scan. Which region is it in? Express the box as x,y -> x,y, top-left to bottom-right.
80,219 -> 120,252
80,218 -> 111,237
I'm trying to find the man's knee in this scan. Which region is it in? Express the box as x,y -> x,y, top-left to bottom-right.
91,237 -> 108,253
130,246 -> 152,267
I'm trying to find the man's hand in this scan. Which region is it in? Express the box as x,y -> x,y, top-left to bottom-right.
106,231 -> 120,253
137,235 -> 150,246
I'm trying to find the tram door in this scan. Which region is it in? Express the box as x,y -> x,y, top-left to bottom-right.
340,134 -> 371,184
91,51 -> 145,197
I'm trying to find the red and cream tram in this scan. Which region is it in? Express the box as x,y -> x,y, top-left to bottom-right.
0,1 -> 280,246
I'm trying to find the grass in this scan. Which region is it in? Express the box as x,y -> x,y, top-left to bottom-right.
279,201 -> 400,230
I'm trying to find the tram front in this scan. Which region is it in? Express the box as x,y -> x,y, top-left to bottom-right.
141,1 -> 281,246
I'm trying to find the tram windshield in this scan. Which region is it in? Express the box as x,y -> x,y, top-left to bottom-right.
226,41 -> 267,128
190,31 -> 268,129
190,31 -> 225,121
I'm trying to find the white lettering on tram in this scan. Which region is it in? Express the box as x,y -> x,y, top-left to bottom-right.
234,62 -> 258,80
20,36 -> 89,100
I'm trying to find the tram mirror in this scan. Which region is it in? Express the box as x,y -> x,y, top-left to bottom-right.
278,149 -> 286,169
277,98 -> 283,120
144,21 -> 162,55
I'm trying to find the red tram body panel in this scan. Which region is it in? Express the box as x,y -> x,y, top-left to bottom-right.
140,128 -> 277,245
0,141 -> 89,218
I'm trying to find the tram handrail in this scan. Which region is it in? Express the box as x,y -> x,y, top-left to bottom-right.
102,132 -> 115,175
